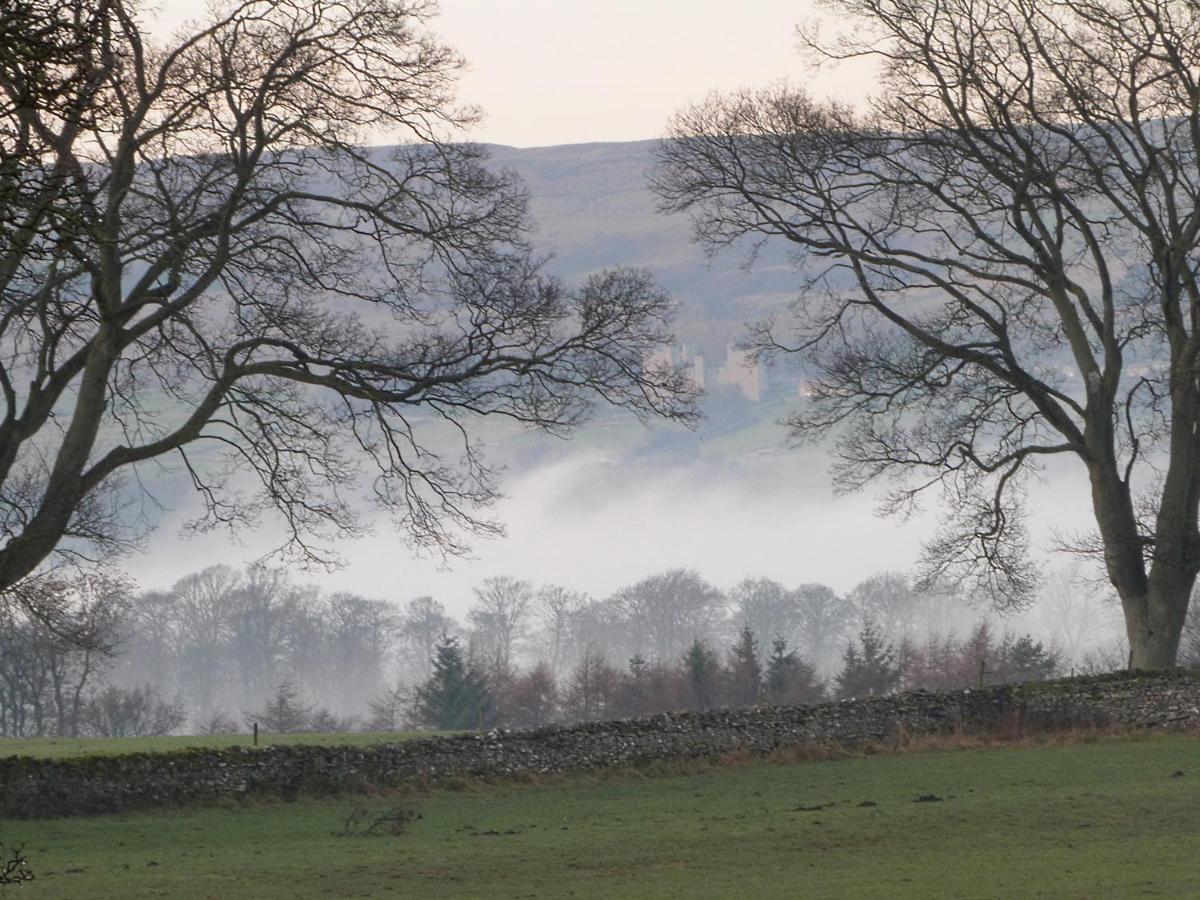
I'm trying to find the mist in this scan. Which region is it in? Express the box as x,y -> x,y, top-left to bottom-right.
127,422 -> 1101,620
132,448 -> 913,607
115,138 -> 1094,613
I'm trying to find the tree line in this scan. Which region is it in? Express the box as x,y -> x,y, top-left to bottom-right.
407,617 -> 1065,732
5,561 -> 1184,739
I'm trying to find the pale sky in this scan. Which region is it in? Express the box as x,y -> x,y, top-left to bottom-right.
149,0 -> 876,147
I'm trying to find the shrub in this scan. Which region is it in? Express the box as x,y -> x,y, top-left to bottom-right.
81,684 -> 186,738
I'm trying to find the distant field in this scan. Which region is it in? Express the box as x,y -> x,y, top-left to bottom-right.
0,730 -> 451,759
3,732 -> 1199,898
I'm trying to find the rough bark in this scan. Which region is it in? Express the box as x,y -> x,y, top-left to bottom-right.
1125,586 -> 1190,670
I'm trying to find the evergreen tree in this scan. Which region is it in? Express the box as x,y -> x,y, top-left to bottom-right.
764,637 -> 824,707
248,681 -> 312,733
616,653 -> 651,719
1006,635 -> 1059,682
726,626 -> 762,707
835,620 -> 901,700
413,636 -> 491,730
682,638 -> 720,711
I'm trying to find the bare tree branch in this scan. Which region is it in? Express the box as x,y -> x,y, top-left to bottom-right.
0,0 -> 699,587
654,0 -> 1200,665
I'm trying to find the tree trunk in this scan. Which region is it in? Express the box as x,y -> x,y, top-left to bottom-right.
1125,585 -> 1191,669
1088,450 -> 1196,669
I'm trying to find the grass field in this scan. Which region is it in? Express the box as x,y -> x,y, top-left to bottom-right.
2,732 -> 1198,898
0,730 -> 449,759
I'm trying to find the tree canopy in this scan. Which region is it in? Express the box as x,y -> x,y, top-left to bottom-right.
654,0 -> 1200,667
0,0 -> 697,598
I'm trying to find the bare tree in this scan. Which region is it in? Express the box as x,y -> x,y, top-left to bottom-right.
531,583 -> 586,678
0,0 -> 697,594
505,661 -> 559,728
655,0 -> 1200,666
467,575 -> 532,670
561,645 -> 618,723
395,594 -> 456,683
226,564 -> 299,711
246,679 -> 312,734
612,569 -> 726,665
1038,564 -> 1123,670
791,583 -> 854,677
106,589 -> 179,701
730,577 -> 800,665
171,564 -> 240,721
1179,590 -> 1200,667
312,591 -> 397,714
365,680 -> 410,731
0,570 -> 127,736
847,572 -> 918,646
80,683 -> 185,737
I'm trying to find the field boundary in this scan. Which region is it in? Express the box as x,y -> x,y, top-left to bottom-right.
3,668 -> 1199,818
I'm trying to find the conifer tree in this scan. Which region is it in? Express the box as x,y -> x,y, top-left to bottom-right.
726,627 -> 763,707
764,638 -> 824,707
413,636 -> 491,730
835,620 -> 901,700
248,681 -> 312,733
682,638 -> 720,711
1006,635 -> 1059,683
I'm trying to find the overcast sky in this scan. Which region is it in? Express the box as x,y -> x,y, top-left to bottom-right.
436,0 -> 874,146
150,0 -> 875,147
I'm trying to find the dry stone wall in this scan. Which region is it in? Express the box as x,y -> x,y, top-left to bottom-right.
3,669 -> 1199,818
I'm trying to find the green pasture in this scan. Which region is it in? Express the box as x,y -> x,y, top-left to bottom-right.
0,730 -> 448,760
2,732 -> 1198,898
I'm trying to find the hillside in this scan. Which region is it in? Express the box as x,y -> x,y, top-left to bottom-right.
472,140 -> 809,471
489,140 -> 799,352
